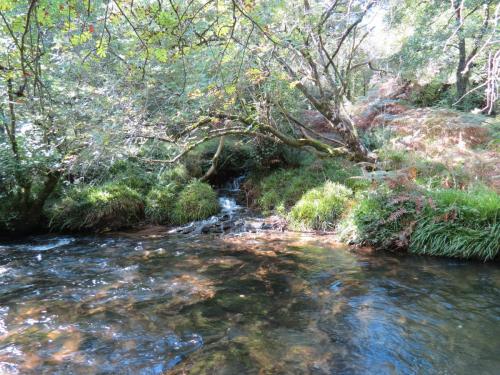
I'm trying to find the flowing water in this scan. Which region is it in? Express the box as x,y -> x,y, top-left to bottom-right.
0,232 -> 499,374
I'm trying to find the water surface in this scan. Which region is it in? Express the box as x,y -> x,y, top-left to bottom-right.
0,233 -> 499,374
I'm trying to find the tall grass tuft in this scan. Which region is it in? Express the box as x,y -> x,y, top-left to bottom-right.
49,182 -> 144,232
288,181 -> 352,231
410,186 -> 500,260
344,184 -> 500,260
145,184 -> 178,224
172,181 -> 219,224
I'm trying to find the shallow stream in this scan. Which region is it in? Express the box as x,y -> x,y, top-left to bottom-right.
0,232 -> 499,374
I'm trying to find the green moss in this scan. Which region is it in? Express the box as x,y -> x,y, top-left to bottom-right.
48,182 -> 144,232
172,181 -> 219,224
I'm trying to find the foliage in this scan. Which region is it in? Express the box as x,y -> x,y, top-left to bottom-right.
158,164 -> 191,190
410,187 -> 500,260
410,82 -> 451,108
172,181 -> 219,224
343,184 -> 500,260
255,158 -> 365,214
48,183 -> 144,232
0,193 -> 22,234
345,188 -> 424,249
0,0 -> 497,244
288,182 -> 352,231
392,0 -> 497,111
145,185 -> 178,224
182,138 -> 255,182
106,159 -> 156,194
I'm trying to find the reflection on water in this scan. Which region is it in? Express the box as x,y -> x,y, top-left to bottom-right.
0,233 -> 499,374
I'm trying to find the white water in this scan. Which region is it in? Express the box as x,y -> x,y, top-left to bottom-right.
170,177 -> 244,234
24,237 -> 75,251
218,196 -> 241,218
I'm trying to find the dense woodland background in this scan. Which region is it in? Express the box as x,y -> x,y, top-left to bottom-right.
0,0 -> 498,259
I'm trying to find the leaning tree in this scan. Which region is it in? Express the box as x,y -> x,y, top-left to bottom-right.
106,0 -> 379,163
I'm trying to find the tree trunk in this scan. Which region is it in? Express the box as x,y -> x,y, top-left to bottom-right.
13,171 -> 61,235
201,136 -> 225,182
456,37 -> 468,103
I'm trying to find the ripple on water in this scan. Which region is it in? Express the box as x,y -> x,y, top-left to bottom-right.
0,234 -> 499,374
24,237 -> 75,252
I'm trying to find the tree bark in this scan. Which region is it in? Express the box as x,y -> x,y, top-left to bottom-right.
201,136 -> 225,182
456,37 -> 468,103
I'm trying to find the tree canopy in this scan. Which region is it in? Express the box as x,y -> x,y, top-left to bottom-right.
0,0 -> 498,233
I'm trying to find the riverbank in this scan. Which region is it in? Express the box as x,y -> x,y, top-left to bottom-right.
1,85 -> 498,260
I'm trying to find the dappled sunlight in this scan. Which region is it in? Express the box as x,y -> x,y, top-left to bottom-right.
0,234 -> 499,373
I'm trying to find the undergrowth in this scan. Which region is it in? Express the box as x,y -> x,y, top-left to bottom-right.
252,158 -> 367,214
172,180 -> 220,224
288,181 -> 352,231
340,185 -> 500,260
48,182 -> 144,232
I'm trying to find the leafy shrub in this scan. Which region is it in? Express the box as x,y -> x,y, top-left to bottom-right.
49,182 -> 144,232
342,188 -> 421,249
106,159 -> 155,194
288,182 -> 352,231
145,185 -> 177,224
172,181 -> 219,224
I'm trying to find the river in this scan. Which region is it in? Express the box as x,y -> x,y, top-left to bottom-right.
0,231 -> 499,374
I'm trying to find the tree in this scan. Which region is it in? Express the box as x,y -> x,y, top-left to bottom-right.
111,0 -> 379,163
0,0 -> 140,233
393,0 -> 498,112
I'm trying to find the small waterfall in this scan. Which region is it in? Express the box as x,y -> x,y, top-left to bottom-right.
224,175 -> 245,192
171,176 -> 245,235
218,196 -> 240,219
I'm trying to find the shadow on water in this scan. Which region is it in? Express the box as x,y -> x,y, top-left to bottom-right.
0,232 -> 499,374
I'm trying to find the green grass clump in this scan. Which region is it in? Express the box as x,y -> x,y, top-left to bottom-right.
256,158 -> 364,214
145,184 -> 178,224
410,187 -> 500,260
49,182 -> 144,232
172,181 -> 219,224
258,168 -> 320,214
343,184 -> 500,260
288,181 -> 352,231
157,164 -> 190,189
